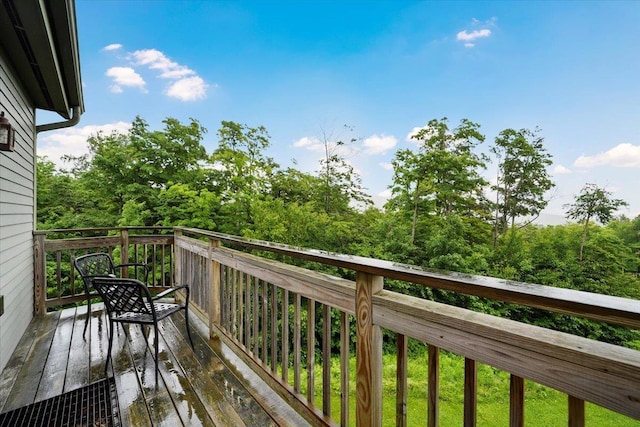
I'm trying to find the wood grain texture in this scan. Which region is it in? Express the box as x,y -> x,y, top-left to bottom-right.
355,272 -> 383,427
568,395 -> 585,427
340,311 -> 351,427
464,358 -> 477,427
177,227 -> 640,329
373,290 -> 640,420
509,375 -> 524,427
396,334 -> 408,427
323,303 -> 331,416
428,345 -> 439,427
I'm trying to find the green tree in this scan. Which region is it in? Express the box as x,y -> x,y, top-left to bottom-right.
491,127 -> 554,246
386,118 -> 490,251
564,183 -> 628,261
210,121 -> 279,234
36,157 -> 82,229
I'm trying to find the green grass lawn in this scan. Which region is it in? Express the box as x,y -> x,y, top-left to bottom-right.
292,350 -> 638,426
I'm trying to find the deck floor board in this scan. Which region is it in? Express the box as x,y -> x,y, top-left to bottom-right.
0,305 -> 306,426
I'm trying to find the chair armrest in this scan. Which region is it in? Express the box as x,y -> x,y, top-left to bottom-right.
153,284 -> 190,300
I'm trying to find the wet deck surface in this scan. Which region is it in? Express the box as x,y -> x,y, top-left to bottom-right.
0,305 -> 307,426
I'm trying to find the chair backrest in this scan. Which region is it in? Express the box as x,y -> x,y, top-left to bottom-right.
92,277 -> 154,316
74,252 -> 116,277
73,252 -> 117,291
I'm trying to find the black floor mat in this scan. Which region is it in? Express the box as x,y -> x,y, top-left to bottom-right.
0,377 -> 120,427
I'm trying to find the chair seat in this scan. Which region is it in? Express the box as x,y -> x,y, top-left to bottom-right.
92,276 -> 194,384
113,302 -> 184,323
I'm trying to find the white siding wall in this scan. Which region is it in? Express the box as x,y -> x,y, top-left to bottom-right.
0,44 -> 36,373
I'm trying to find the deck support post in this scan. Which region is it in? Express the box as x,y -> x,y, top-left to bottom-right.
355,271 -> 383,427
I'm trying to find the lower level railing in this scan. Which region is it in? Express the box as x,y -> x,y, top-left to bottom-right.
34,227 -> 640,426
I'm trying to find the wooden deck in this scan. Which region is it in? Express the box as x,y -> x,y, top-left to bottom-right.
0,305 -> 309,426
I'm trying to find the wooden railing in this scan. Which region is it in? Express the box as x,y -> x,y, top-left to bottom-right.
33,227 -> 175,314
34,227 -> 640,426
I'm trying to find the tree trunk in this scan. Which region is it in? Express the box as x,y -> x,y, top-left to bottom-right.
579,215 -> 590,261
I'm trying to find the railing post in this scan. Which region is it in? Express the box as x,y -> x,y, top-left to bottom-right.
174,228 -> 183,287
355,271 -> 383,427
120,228 -> 129,277
33,233 -> 46,316
209,238 -> 221,339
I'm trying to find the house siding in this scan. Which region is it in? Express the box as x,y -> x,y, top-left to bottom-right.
0,43 -> 37,373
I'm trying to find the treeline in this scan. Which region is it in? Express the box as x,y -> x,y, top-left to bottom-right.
38,116 -> 640,347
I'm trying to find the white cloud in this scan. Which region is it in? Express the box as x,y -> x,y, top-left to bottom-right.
165,76 -> 208,101
363,134 -> 397,154
553,165 -> 572,175
574,143 -> 640,168
457,29 -> 492,42
103,43 -> 123,51
131,49 -> 195,79
105,67 -> 146,93
37,121 -> 132,169
293,136 -> 318,148
380,162 -> 393,171
104,48 -> 210,101
377,189 -> 392,198
456,18 -> 495,48
293,135 -> 354,157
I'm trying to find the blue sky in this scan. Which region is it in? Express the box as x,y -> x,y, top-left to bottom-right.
38,1 -> 640,221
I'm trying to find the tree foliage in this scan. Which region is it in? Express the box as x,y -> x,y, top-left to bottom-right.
36,115 -> 640,348
564,183 -> 629,261
491,127 -> 554,245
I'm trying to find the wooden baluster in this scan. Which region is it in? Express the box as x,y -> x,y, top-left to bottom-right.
253,276 -> 260,355
340,311 -> 350,427
209,239 -> 220,338
294,293 -> 302,393
307,298 -> 316,404
271,285 -> 278,374
261,279 -> 268,363
323,304 -> 331,416
56,250 -> 62,298
245,274 -> 251,349
568,395 -> 585,427
396,333 -> 408,427
282,289 -> 289,383
510,374 -> 525,427
464,358 -> 477,427
120,228 -> 129,276
428,345 -> 439,427
238,272 -> 244,345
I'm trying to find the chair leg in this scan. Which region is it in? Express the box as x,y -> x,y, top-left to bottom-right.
154,324 -> 159,385
83,298 -> 91,339
105,320 -> 114,376
184,307 -> 195,349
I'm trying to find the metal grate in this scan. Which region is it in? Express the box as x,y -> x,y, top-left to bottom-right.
0,377 -> 120,427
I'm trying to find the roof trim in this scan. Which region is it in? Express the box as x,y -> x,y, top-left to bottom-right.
0,0 -> 84,119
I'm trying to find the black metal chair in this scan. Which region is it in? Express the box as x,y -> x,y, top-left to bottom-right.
73,252 -> 150,337
91,277 -> 194,383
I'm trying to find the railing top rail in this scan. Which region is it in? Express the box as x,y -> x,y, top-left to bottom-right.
179,227 -> 640,329
34,226 -> 174,235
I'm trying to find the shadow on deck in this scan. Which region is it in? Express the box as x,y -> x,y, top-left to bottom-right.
0,305 -> 308,426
